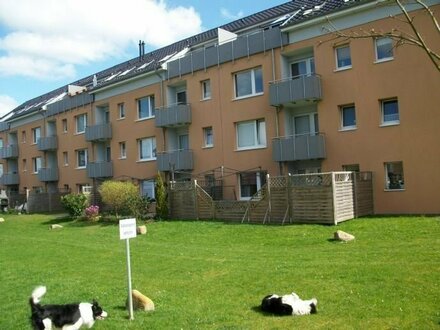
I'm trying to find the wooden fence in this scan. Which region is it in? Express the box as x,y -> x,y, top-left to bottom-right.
169,172 -> 373,225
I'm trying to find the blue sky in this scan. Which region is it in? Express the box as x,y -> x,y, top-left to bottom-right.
0,0 -> 287,117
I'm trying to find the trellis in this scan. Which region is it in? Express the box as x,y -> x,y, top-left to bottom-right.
168,172 -> 373,225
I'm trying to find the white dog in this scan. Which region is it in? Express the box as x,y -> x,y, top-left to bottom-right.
261,292 -> 317,316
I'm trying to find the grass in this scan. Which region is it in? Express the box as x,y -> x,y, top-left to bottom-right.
0,214 -> 439,329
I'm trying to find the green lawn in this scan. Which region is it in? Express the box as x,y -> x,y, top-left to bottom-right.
0,214 -> 439,329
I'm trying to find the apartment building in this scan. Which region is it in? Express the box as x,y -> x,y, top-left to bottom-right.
0,0 -> 439,214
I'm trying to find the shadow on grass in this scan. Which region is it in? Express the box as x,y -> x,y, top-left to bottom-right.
42,217 -> 118,228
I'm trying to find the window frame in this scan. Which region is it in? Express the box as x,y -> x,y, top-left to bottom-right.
236,119 -> 266,151
118,103 -> 125,119
62,119 -> 68,133
201,80 -> 212,100
234,67 -> 263,99
203,127 -> 213,148
239,171 -> 267,200
63,151 -> 68,166
384,161 -> 404,190
141,180 -> 156,200
32,127 -> 41,144
137,96 -> 155,120
340,104 -> 356,130
119,142 -> 127,159
76,149 -> 88,169
381,98 -> 399,126
32,157 -> 42,173
335,44 -> 352,70
138,137 -> 156,161
375,37 -> 394,62
75,114 -> 87,134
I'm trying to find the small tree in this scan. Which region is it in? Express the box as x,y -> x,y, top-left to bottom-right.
155,172 -> 168,219
60,193 -> 88,218
99,180 -> 139,218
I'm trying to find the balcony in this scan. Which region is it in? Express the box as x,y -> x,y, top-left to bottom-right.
269,74 -> 322,106
157,149 -> 194,171
37,136 -> 58,151
87,161 -> 113,178
85,123 -> 112,141
272,134 -> 326,162
38,167 -> 59,182
155,104 -> 191,127
0,144 -> 19,159
0,173 -> 19,185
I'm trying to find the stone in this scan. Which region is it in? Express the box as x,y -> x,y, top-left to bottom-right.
126,289 -> 155,312
0,217 -> 4,222
137,225 -> 147,235
50,224 -> 63,229
334,230 -> 355,242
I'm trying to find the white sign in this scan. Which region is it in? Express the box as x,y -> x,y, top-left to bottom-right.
119,218 -> 137,240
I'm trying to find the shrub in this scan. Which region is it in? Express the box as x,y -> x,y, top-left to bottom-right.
60,193 -> 88,218
99,181 -> 140,218
85,205 -> 100,221
155,172 -> 168,219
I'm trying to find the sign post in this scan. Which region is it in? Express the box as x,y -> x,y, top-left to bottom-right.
119,218 -> 137,321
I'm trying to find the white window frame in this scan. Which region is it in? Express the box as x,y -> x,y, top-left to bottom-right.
290,57 -> 315,77
76,149 -> 88,168
75,114 -> 87,134
138,137 -> 156,161
62,119 -> 68,133
141,180 -> 156,200
375,37 -> 394,62
340,104 -> 356,130
63,151 -> 68,166
203,127 -> 213,148
32,127 -> 41,144
201,80 -> 211,100
381,99 -> 399,126
234,67 -> 263,99
335,45 -> 352,70
384,161 -> 404,190
32,157 -> 42,173
118,103 -> 125,119
119,142 -> 127,159
137,96 -> 155,120
236,119 -> 266,150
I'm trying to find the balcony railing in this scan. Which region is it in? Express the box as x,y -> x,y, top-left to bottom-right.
87,161 -> 113,178
269,74 -> 322,106
0,173 -> 19,185
155,104 -> 191,127
0,144 -> 19,159
157,149 -> 194,171
85,123 -> 112,141
272,133 -> 326,162
38,167 -> 59,182
37,136 -> 58,151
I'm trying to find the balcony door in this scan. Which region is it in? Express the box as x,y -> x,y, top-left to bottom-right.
291,57 -> 315,78
292,113 -> 318,136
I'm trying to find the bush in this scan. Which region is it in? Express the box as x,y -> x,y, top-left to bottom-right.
99,181 -> 141,218
60,193 -> 88,217
155,172 -> 168,219
84,205 -> 100,221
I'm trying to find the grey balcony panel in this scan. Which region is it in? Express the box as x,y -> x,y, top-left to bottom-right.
157,149 -> 194,171
37,136 -> 58,151
269,74 -> 322,106
46,93 -> 94,117
0,173 -> 19,185
179,55 -> 192,76
248,32 -> 265,54
0,144 -> 19,159
204,46 -> 218,68
233,38 -> 248,58
167,60 -> 180,78
272,134 -> 326,162
264,27 -> 288,49
155,104 -> 191,127
192,49 -> 205,71
38,167 -> 59,182
87,161 -> 113,178
218,42 -> 233,63
85,123 -> 112,141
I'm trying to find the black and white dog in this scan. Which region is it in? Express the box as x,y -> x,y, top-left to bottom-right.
29,286 -> 108,329
261,292 -> 317,316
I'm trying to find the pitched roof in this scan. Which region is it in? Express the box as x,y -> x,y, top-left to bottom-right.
5,0 -> 370,121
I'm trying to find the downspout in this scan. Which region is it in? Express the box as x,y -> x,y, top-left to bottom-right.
271,48 -> 283,176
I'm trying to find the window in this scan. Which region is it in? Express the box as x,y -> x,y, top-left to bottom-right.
63,152 -> 68,166
21,130 -> 26,143
32,157 -> 42,173
32,127 -> 41,144
137,96 -> 155,119
236,119 -> 266,150
118,103 -> 125,119
176,90 -> 187,104
119,142 -> 126,159
342,164 -> 360,172
0,164 -> 3,177
239,171 -> 267,200
203,127 -> 213,147
201,80 -> 211,100
22,159 -> 27,172
381,99 -> 399,125
335,45 -> 352,69
178,134 -> 189,150
340,105 -> 356,129
234,67 -> 263,98
141,180 -> 155,200
75,114 -> 87,134
138,137 -> 156,161
62,119 -> 67,133
385,161 -> 404,190
291,57 -> 315,77
76,149 -> 88,168
375,37 -> 393,61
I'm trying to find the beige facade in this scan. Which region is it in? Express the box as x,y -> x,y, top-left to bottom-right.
0,2 -> 439,214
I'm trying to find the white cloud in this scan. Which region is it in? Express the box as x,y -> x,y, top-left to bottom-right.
220,8 -> 244,21
0,95 -> 18,118
0,0 -> 202,80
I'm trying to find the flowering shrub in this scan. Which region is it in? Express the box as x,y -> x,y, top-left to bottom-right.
85,205 -> 100,221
